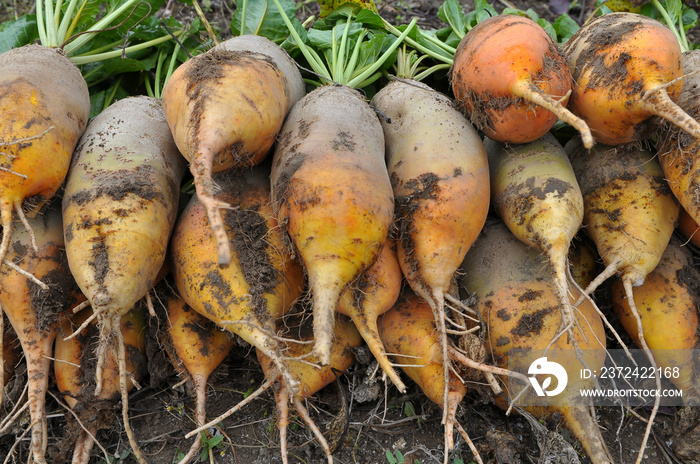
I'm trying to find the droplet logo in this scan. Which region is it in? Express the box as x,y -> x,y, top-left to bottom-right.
528,357 -> 568,397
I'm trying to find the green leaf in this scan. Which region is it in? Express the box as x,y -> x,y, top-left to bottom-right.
64,0 -> 170,56
385,450 -> 398,464
681,7 -> 698,32
231,0 -> 298,42
89,90 -> 106,118
323,3 -> 362,20
537,18 -> 558,43
434,25 -> 462,49
638,3 -> 659,19
355,8 -> 384,28
502,7 -> 540,22
415,28 -> 456,60
88,81 -> 129,118
475,0 -> 498,21
598,5 -> 614,15
307,28 -> 334,49
63,0 -> 107,39
464,0 -> 498,30
207,435 -> 224,448
111,0 -> 166,37
352,31 -> 394,75
0,14 -> 38,53
279,18 -> 308,50
438,0 -> 465,37
403,401 -> 416,418
319,0 -> 377,18
80,52 -> 155,87
662,0 -> 682,24
553,13 -> 579,43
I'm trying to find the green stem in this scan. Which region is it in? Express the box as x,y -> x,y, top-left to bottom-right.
69,32 -> 182,65
103,76 -> 122,111
36,0 -> 48,45
44,0 -> 58,46
64,0 -> 90,41
678,14 -> 689,52
163,41 -> 183,91
446,14 -> 464,40
56,0 -> 80,44
650,0 -> 689,52
76,38 -> 130,56
335,16 -> 353,83
413,63 -> 451,82
63,0 -> 142,56
271,0 -> 331,80
351,69 -> 382,89
331,21 -> 339,81
420,31 -> 456,56
344,29 -> 366,83
154,49 -> 167,100
144,74 -> 155,99
381,18 -> 453,65
395,46 -> 409,78
240,0 -> 248,35
53,0 -> 64,33
347,17 -> 417,88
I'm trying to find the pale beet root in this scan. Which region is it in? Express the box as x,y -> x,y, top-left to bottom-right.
371,77 -> 489,420
62,96 -> 185,464
566,137 -> 679,296
611,235 -> 700,405
459,219 -> 613,464
485,133 -> 583,342
171,165 -> 304,400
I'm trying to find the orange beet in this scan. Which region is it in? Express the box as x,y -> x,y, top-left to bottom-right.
451,15 -> 592,147
563,13 -> 700,145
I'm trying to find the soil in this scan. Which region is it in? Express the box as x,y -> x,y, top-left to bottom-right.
1,1 -> 700,464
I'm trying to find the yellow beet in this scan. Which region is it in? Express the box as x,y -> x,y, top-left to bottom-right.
257,315 -> 363,464
567,137 -> 680,337
270,85 -> 394,365
0,207 -> 75,464
611,236 -> 700,404
371,78 -> 490,417
162,35 -> 304,266
657,50 -> 700,227
336,240 -> 404,391
485,134 -> 583,341
172,164 -> 304,398
460,220 -> 612,464
563,13 -> 700,145
54,306 -> 147,464
0,45 -> 90,267
451,15 -> 593,147
62,96 -> 185,463
161,289 -> 235,464
63,97 -> 185,325
378,291 -> 468,455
